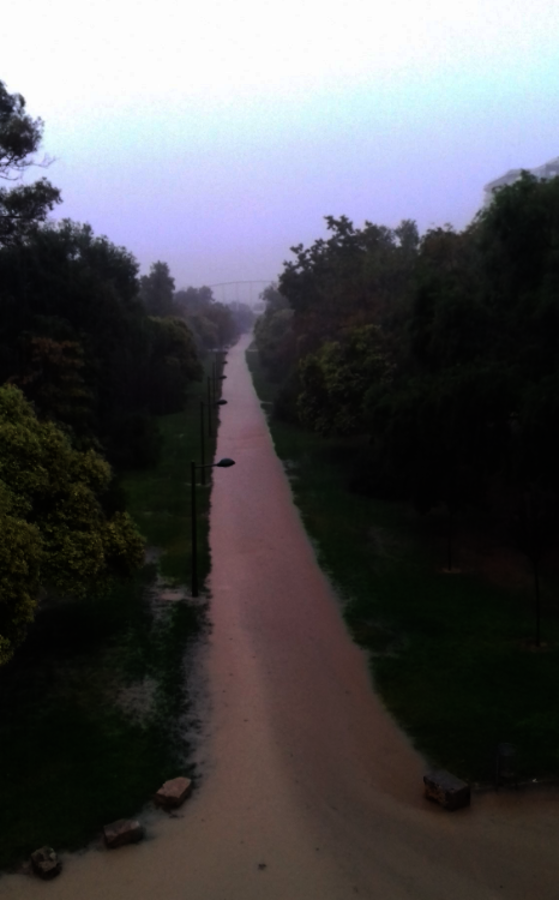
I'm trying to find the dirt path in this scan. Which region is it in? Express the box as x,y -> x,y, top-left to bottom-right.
3,334 -> 559,899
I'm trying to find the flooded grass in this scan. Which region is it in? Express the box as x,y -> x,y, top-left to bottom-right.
0,368 -> 221,872
247,349 -> 559,784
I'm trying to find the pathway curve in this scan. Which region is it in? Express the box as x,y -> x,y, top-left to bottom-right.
3,334 -> 559,899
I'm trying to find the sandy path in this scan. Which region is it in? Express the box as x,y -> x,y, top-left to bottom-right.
3,334 -> 559,899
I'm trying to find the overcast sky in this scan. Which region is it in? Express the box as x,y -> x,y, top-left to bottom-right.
3,0 -> 559,303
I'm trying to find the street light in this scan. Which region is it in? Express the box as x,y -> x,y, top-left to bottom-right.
203,395 -> 229,441
190,457 -> 236,597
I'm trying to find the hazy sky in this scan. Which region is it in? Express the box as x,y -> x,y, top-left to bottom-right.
3,0 -> 559,302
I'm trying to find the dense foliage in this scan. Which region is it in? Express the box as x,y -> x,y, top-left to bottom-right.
253,285 -> 295,382
0,78 -> 206,661
0,218 -> 205,465
256,176 -> 559,524
174,284 -> 252,352
0,80 -> 61,246
0,385 -> 145,665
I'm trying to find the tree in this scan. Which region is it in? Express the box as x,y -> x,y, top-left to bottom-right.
228,301 -> 256,334
0,218 -> 155,461
472,173 -> 559,491
475,172 -> 559,381
409,225 -> 487,372
279,215 -> 417,356
253,286 -> 295,381
0,385 -> 145,666
11,335 -> 92,434
510,489 -> 558,647
0,80 -> 48,178
205,301 -> 238,348
0,80 -> 61,246
174,286 -> 239,353
0,177 -> 61,246
174,285 -> 215,315
139,261 -> 176,317
298,324 -> 391,436
144,316 -> 202,414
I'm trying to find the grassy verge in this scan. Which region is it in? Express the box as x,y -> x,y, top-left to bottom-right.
0,362 -> 222,871
247,348 -> 559,785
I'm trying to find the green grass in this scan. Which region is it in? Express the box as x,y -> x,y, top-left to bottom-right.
124,409 -> 213,586
247,349 -> 559,785
0,364 -> 223,871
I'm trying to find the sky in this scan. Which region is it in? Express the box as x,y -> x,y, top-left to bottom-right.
2,0 -> 559,303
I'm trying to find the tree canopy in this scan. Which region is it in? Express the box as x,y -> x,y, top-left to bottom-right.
140,261 -> 176,317
0,221 -> 203,465
174,284 -> 241,352
0,80 -> 61,246
0,385 -> 145,666
258,174 -> 559,518
298,324 -> 391,436
0,79 -> 210,666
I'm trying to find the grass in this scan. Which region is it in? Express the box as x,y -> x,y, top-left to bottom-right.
124,408 -> 213,586
247,348 -> 559,785
0,361 -> 223,871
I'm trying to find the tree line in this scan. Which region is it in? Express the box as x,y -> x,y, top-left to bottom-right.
255,177 -> 559,607
0,78 -> 253,665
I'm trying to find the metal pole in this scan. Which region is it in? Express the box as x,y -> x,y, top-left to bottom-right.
212,360 -> 217,405
207,376 -> 212,438
200,401 -> 205,486
191,460 -> 198,598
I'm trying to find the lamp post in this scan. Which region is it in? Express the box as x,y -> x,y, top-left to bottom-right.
207,376 -> 212,437
190,457 -> 235,597
212,360 -> 217,404
199,401 -> 206,485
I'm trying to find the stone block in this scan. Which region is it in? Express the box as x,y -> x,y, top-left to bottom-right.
423,769 -> 471,810
154,776 -> 192,810
30,846 -> 62,879
103,818 -> 144,848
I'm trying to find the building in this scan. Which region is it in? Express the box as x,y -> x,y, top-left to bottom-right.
483,155 -> 559,205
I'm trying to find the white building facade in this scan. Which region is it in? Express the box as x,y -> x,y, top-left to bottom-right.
483,156 -> 559,205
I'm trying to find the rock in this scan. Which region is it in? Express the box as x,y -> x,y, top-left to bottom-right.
154,776 -> 192,810
30,846 -> 62,879
103,818 -> 144,849
423,769 -> 471,810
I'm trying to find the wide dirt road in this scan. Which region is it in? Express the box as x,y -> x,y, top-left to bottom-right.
3,334 -> 559,899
